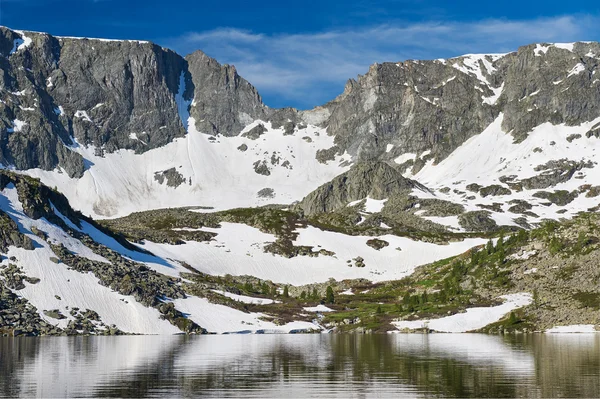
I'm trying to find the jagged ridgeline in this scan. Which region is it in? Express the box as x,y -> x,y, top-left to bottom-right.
2,26 -> 599,221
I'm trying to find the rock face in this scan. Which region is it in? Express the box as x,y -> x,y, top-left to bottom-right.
2,26 -> 600,226
0,27 -> 267,176
0,28 -> 188,177
297,162 -> 425,215
499,43 -> 600,139
186,51 -> 266,136
3,27 -> 600,181
323,60 -> 498,163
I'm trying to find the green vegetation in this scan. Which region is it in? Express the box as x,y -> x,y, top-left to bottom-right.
326,286 -> 334,304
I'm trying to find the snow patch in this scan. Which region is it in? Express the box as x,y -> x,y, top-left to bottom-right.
9,31 -> 32,55
303,305 -> 334,312
74,110 -> 93,123
395,153 -> 416,165
173,296 -> 318,334
7,119 -> 26,133
546,325 -> 598,333
212,290 -> 278,305
175,71 -> 191,130
567,63 -> 586,78
393,293 -> 532,333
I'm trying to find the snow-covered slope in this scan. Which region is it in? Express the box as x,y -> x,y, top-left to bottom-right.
138,222 -> 486,285
402,114 -> 600,230
0,178 -> 322,334
23,118 -> 350,219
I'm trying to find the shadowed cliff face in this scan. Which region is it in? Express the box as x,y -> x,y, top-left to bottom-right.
1,26 -> 600,183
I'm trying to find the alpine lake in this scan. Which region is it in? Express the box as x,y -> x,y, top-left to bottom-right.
0,333 -> 599,398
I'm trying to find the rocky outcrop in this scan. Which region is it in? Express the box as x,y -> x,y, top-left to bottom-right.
2,26 -> 600,189
499,42 -> 600,139
297,162 -> 426,215
0,27 -> 266,177
323,59 -> 499,163
0,27 -> 190,176
186,50 -> 266,136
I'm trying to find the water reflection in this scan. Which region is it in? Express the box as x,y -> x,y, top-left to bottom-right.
0,334 -> 599,398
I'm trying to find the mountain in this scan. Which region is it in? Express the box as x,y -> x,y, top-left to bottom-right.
1,26 -> 600,335
3,27 -> 599,223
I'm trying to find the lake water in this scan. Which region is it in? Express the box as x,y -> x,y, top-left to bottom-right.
0,333 -> 599,398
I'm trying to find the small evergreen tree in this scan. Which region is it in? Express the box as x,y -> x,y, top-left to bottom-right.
312,287 -> 318,300
496,235 -> 504,252
486,239 -> 494,255
376,304 -> 383,314
300,291 -> 306,300
283,285 -> 289,298
326,286 -> 334,304
262,282 -> 270,295
509,311 -> 517,325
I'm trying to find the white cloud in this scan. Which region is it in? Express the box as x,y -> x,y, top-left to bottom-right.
162,15 -> 599,109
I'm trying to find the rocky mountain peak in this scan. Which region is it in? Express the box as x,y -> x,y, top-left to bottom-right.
185,49 -> 266,136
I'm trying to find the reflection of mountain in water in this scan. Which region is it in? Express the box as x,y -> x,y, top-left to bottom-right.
1,334 -> 599,398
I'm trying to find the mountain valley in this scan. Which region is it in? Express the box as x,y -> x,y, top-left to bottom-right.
1,26 -> 600,335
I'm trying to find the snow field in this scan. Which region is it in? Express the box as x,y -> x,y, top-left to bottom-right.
25,118 -> 351,219
392,293 -> 532,333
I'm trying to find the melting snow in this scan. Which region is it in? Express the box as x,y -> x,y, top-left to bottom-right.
24,118 -> 351,218
303,305 -> 334,312
546,325 -> 598,333
139,222 -> 486,285
567,63 -> 586,78
74,110 -> 93,123
7,119 -> 26,133
393,293 -> 532,333
212,290 -> 278,305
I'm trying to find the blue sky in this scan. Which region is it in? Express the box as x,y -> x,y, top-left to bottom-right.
2,1 -> 599,109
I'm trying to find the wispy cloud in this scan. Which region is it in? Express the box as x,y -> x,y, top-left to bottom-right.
162,15 -> 600,109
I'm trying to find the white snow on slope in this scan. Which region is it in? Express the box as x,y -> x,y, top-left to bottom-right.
483,82 -> 504,105
567,63 -> 586,78
412,114 -> 600,229
212,289 -> 278,305
392,293 -> 532,333
52,207 -> 184,278
450,53 -> 505,86
363,197 -> 388,213
175,71 -> 191,129
74,110 -> 93,123
0,184 -> 179,334
139,222 -> 487,285
7,119 -> 26,133
534,44 -> 550,56
394,152 -> 416,165
303,305 -> 333,312
173,296 -> 318,334
546,325 -> 599,333
25,118 -> 351,218
9,31 -> 32,54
